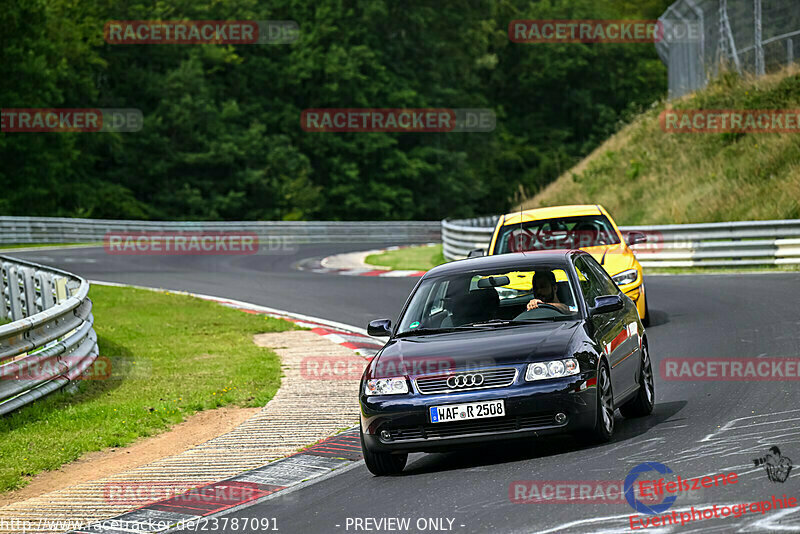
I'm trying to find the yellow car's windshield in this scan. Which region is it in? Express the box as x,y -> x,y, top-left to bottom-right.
494,215 -> 620,254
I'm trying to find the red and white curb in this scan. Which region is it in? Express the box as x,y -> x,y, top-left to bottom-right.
89,281 -> 386,358
296,243 -> 436,278
334,268 -> 427,277
218,303 -> 384,358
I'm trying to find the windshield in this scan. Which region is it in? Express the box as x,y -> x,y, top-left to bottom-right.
494,215 -> 621,254
396,266 -> 580,335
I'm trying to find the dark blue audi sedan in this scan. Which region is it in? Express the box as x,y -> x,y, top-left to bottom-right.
359,250 -> 654,475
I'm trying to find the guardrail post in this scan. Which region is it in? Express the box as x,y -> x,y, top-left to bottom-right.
37,272 -> 57,311
5,265 -> 23,321
65,280 -> 80,299
55,276 -> 68,303
18,267 -> 37,319
1,263 -> 10,321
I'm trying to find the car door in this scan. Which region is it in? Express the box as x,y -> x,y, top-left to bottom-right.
573,255 -> 632,399
582,255 -> 641,401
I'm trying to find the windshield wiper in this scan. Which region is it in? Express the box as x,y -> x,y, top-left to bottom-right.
457,319 -> 557,327
457,319 -> 516,327
396,318 -> 568,336
395,327 -> 463,337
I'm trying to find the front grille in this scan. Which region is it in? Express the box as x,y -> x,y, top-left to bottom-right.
415,367 -> 518,394
388,427 -> 425,440
386,414 -> 558,442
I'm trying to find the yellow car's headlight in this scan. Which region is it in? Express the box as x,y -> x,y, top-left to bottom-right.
612,269 -> 638,286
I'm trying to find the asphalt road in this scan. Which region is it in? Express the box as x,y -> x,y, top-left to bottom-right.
8,246 -> 800,533
6,244 -> 419,328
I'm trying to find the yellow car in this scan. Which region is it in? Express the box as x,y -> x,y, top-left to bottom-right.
482,204 -> 649,326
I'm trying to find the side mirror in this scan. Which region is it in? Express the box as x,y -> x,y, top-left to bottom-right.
467,248 -> 485,258
626,231 -> 647,246
367,318 -> 392,337
590,295 -> 624,316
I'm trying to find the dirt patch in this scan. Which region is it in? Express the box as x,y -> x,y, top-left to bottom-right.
0,405 -> 260,507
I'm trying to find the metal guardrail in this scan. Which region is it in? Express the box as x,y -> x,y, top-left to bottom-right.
0,216 -> 441,245
442,217 -> 800,267
4,215 -> 799,268
0,256 -> 97,415
442,216 -> 501,261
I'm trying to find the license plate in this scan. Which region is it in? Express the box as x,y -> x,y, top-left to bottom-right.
429,400 -> 505,423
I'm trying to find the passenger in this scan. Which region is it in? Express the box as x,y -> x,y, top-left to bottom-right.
526,271 -> 569,313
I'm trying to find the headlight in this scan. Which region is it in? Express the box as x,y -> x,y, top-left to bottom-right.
612,269 -> 638,286
365,377 -> 409,396
525,359 -> 580,381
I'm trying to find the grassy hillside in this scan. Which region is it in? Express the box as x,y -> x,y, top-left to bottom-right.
519,67 -> 800,224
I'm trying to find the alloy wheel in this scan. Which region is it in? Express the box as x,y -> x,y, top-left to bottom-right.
642,346 -> 654,405
599,365 -> 614,434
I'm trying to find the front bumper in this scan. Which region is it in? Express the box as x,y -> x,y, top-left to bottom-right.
624,285 -> 641,303
621,278 -> 645,319
360,370 -> 597,453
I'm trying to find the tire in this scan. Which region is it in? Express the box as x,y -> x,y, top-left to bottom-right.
360,428 -> 407,476
584,361 -> 614,443
641,283 -> 651,327
620,343 -> 655,418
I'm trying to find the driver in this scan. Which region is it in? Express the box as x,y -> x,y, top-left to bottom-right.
527,271 -> 569,313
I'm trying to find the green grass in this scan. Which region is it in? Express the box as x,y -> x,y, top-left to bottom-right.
365,244 -> 447,271
0,285 -> 297,493
645,264 -> 800,275
0,243 -> 101,250
520,66 -> 800,224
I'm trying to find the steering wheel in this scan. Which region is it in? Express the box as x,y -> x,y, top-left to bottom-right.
536,226 -> 555,249
514,303 -> 570,321
532,303 -> 567,313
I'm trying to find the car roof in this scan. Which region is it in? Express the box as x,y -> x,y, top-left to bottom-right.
501,204 -> 603,226
425,250 -> 587,277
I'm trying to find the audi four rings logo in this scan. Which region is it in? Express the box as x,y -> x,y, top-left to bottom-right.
446,373 -> 485,388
